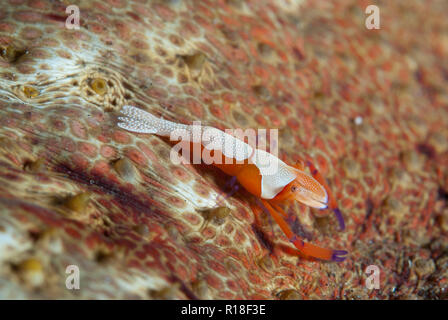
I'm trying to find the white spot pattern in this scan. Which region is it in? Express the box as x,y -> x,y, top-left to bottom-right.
118,105 -> 253,162
252,149 -> 297,199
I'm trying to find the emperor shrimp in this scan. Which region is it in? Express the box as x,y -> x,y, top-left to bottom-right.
118,105 -> 347,262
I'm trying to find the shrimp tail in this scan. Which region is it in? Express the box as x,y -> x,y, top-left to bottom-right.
117,105 -> 186,136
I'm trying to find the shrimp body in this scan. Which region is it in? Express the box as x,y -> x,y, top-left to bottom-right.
118,105 -> 347,262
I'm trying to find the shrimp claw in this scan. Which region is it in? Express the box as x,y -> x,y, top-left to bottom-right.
260,199 -> 347,262
304,159 -> 346,231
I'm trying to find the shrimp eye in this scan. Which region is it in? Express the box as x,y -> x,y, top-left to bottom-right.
291,186 -> 298,192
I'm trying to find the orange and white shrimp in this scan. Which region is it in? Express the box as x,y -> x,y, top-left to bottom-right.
118,105 -> 347,262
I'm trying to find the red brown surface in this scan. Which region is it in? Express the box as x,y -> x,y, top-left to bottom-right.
0,0 -> 447,299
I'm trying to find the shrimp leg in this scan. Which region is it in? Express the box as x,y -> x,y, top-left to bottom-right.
260,199 -> 347,262
215,176 -> 240,206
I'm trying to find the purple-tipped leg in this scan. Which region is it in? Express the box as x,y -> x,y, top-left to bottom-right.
216,176 -> 239,206
333,208 -> 346,231
331,250 -> 348,262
